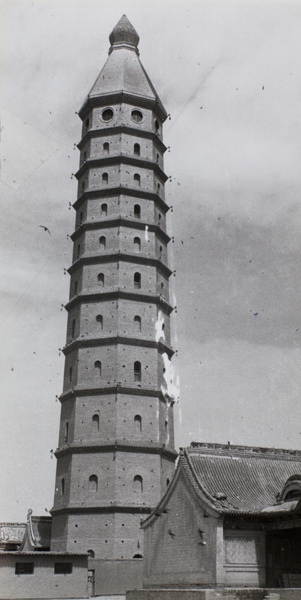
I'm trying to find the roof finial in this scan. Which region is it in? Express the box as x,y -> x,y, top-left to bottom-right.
109,15 -> 140,52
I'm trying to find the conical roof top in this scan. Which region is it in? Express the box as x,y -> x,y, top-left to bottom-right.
80,15 -> 166,118
109,14 -> 139,49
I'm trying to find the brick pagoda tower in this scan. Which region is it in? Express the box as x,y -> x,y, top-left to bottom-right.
50,15 -> 177,593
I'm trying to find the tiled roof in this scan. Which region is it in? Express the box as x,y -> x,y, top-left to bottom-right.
182,442 -> 301,515
20,512 -> 52,551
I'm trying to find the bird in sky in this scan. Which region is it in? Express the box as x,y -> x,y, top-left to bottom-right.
39,225 -> 51,234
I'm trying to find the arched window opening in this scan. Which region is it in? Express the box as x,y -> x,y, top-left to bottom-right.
71,319 -> 76,338
134,204 -> 141,219
80,211 -> 83,224
134,237 -> 141,251
134,173 -> 141,186
157,183 -> 160,192
92,414 -> 99,432
103,142 -> 109,154
74,281 -> 78,295
134,415 -> 142,432
134,272 -> 141,289
156,153 -> 159,162
96,314 -> 103,330
134,361 -> 141,382
102,172 -> 108,184
131,110 -> 143,123
133,554 -> 143,559
77,244 -> 80,259
133,475 -> 143,493
166,478 -> 170,487
165,420 -> 168,430
89,475 -> 98,492
94,361 -> 102,376
65,422 -> 69,443
134,143 -> 140,156
161,282 -> 164,290
134,315 -> 141,332
99,236 -> 106,250
162,323 -> 165,331
158,213 -> 161,220
98,273 -> 104,287
155,119 -> 160,133
85,118 -> 90,129
101,203 -> 108,216
61,478 -> 65,496
87,550 -> 95,558
69,367 -> 73,383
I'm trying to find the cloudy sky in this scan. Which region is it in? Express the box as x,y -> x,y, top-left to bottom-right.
1,0 -> 301,521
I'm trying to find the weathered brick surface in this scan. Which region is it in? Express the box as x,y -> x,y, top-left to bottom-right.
52,43 -> 176,580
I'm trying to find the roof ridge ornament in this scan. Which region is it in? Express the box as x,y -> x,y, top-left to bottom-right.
109,15 -> 140,54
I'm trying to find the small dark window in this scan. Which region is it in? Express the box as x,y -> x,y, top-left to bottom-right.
103,142 -> 109,154
134,361 -> 141,382
80,211 -> 83,224
134,173 -> 140,186
134,272 -> 141,289
65,421 -> 69,443
61,478 -> 65,496
98,273 -> 104,287
134,237 -> 141,251
156,153 -> 159,162
77,244 -> 80,259
134,414 -> 142,432
99,236 -> 106,250
155,119 -> 160,133
157,183 -> 160,192
161,282 -> 164,290
74,281 -> 78,295
134,143 -> 140,156
133,475 -> 143,492
71,319 -> 76,338
166,478 -> 170,487
101,203 -> 107,216
102,108 -> 114,121
94,361 -> 102,376
69,367 -> 72,383
134,315 -> 141,331
102,172 -> 108,184
82,180 -> 85,191
54,562 -> 73,574
131,110 -> 143,123
85,118 -> 90,129
133,553 -> 143,559
92,414 -> 99,432
96,314 -> 103,329
89,475 -> 98,492
87,550 -> 95,558
134,204 -> 141,219
15,562 -> 34,575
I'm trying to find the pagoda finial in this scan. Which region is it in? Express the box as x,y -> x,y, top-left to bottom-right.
109,15 -> 140,51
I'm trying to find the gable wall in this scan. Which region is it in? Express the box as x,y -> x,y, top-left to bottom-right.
143,473 -> 218,587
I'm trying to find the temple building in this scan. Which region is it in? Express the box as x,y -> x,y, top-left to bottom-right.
139,443 -> 301,593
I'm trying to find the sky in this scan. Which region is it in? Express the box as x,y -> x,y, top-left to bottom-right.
1,0 -> 301,522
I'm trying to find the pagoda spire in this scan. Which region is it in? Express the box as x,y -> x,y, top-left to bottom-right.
109,14 -> 140,52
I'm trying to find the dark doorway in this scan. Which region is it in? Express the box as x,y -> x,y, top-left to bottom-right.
266,527 -> 301,587
88,569 -> 95,596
